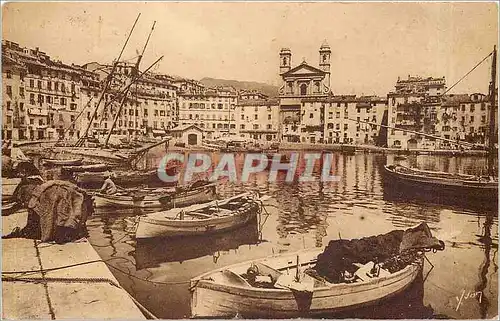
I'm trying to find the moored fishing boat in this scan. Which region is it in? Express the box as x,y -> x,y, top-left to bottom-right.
93,182 -> 216,209
135,192 -> 261,239
383,164 -> 498,202
42,158 -> 84,166
73,168 -> 174,188
190,223 -> 445,318
61,163 -> 110,176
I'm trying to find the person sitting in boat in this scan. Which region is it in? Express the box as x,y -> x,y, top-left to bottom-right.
100,172 -> 118,195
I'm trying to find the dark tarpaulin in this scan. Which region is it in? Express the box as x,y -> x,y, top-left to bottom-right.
27,180 -> 94,242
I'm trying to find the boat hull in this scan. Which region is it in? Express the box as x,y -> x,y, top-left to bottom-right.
93,184 -> 215,209
382,165 -> 498,203
42,158 -> 84,166
74,170 -> 170,189
190,250 -> 423,318
135,202 -> 258,239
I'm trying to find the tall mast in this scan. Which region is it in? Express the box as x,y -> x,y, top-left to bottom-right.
488,45 -> 497,177
105,21 -> 156,147
75,13 -> 141,147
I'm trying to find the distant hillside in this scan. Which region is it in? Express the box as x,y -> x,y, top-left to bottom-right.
200,77 -> 279,98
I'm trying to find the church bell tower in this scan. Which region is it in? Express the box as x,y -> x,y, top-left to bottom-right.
319,41 -> 331,92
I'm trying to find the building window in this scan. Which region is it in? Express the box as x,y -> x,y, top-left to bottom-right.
6,101 -> 11,110
19,103 -> 24,111
19,87 -> 24,97
287,82 -> 293,94
6,86 -> 12,96
30,79 -> 34,88
37,80 -> 42,89
253,124 -> 259,129
300,84 -> 307,96
60,98 -> 66,105
344,124 -> 348,130
315,81 -> 320,93
6,71 -> 12,79
70,103 -> 77,110
254,114 -> 258,120
309,113 -> 313,118
268,114 -> 272,120
240,124 -> 245,129
470,116 -> 474,122
267,124 -> 272,130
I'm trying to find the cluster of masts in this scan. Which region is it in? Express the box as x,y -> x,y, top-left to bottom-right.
73,13 -> 162,148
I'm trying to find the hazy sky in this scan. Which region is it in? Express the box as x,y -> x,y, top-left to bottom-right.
2,2 -> 498,95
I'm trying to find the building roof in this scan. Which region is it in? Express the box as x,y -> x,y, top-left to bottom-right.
169,124 -> 203,132
238,98 -> 279,106
282,62 -> 325,77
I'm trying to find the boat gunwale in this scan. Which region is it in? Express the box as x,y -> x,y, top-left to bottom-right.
384,165 -> 498,188
139,202 -> 258,226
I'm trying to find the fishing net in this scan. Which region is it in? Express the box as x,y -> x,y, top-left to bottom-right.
314,222 -> 444,284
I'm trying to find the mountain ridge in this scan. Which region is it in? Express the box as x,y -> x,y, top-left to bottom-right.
199,77 -> 279,98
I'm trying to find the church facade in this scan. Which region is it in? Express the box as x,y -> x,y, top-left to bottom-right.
278,42 -> 333,143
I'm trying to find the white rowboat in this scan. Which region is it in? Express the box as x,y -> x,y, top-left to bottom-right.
190,248 -> 423,318
135,192 -> 260,239
93,183 -> 216,209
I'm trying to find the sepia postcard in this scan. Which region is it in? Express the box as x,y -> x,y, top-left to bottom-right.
1,1 -> 498,319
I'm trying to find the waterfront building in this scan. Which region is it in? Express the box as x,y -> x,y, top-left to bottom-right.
82,61 -> 178,139
1,40 -> 99,141
177,87 -> 238,140
234,98 -> 279,142
169,124 -> 204,146
439,92 -> 498,147
387,75 -> 446,149
239,90 -> 268,101
278,42 -> 332,143
174,78 -> 205,95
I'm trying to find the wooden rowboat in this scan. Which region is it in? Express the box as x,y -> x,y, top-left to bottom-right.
42,158 -> 84,166
190,223 -> 445,318
93,183 -> 216,209
190,249 -> 423,318
135,192 -> 260,239
383,164 -> 498,203
74,169 -> 162,188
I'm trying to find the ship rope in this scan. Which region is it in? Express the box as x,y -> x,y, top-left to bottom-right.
440,51 -> 493,97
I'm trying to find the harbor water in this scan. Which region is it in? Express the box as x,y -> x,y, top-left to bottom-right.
63,151 -> 497,319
